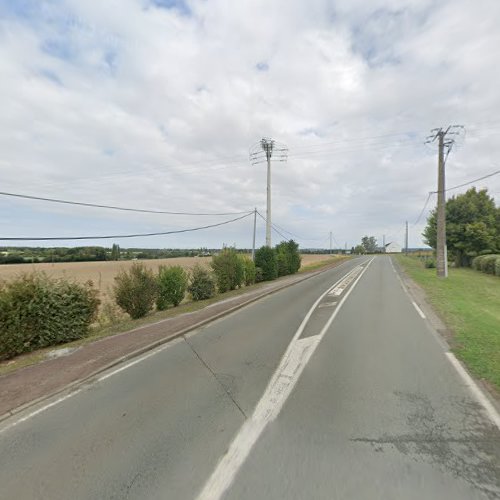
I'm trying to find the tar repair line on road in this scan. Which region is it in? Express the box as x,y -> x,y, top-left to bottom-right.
197,258 -> 374,500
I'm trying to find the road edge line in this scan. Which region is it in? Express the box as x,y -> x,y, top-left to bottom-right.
445,352 -> 500,430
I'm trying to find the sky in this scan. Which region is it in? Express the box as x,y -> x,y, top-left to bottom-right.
1,0 -> 500,250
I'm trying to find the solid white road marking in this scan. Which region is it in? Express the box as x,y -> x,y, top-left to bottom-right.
0,338 -> 183,436
445,352 -> 500,430
411,301 -> 426,319
97,338 -> 183,382
0,391 -> 82,436
197,258 -> 374,500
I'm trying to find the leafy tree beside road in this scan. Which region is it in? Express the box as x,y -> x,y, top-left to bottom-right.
361,236 -> 377,253
423,188 -> 500,267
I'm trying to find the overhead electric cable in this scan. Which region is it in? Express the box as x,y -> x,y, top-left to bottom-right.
413,192 -> 434,225
0,191 -> 250,216
255,211 -> 291,242
0,211 -> 253,241
431,169 -> 500,193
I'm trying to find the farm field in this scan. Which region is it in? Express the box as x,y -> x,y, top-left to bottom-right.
0,254 -> 336,303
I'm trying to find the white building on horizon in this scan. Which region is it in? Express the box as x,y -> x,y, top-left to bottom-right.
384,242 -> 402,253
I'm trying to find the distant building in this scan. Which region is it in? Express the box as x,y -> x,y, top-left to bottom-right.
384,242 -> 402,253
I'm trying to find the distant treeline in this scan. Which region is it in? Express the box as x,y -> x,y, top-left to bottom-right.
0,246 -> 215,264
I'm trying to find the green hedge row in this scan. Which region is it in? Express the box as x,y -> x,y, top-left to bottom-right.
0,273 -> 99,360
471,254 -> 500,276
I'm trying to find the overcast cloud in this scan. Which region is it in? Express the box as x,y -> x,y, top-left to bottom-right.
1,0 -> 500,249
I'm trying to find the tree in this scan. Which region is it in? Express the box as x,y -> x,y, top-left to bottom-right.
361,236 -> 377,253
423,188 -> 499,267
354,245 -> 365,255
111,244 -> 120,261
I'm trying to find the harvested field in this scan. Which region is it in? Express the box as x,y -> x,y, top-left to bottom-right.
0,254 -> 336,304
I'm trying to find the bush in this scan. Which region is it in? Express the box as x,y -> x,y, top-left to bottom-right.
424,258 -> 436,269
496,258 -> 500,277
157,265 -> 188,309
211,248 -> 244,293
242,257 -> 256,286
472,255 -> 486,271
255,246 -> 278,281
480,255 -> 500,275
0,273 -> 99,360
255,267 -> 264,283
188,264 -> 215,301
275,240 -> 301,276
114,263 -> 157,319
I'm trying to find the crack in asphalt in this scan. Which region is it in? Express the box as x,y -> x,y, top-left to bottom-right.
183,335 -> 248,419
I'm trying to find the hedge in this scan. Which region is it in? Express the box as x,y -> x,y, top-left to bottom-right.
0,272 -> 99,360
471,254 -> 500,276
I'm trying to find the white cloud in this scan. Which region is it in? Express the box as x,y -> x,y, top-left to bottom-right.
1,0 -> 499,249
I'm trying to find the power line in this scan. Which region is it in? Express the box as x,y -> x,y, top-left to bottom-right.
0,191 -> 250,216
431,169 -> 500,193
0,211 -> 254,241
255,211 -> 291,242
413,192 -> 434,225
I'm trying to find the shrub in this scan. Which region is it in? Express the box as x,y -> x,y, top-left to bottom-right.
242,257 -> 256,286
157,265 -> 188,309
255,267 -> 264,283
472,255 -> 485,271
275,240 -> 301,276
188,264 -> 215,300
113,263 -> 157,319
495,257 -> 500,277
255,246 -> 278,281
0,273 -> 99,360
211,248 -> 244,293
480,255 -> 500,275
276,251 -> 290,277
424,258 -> 436,269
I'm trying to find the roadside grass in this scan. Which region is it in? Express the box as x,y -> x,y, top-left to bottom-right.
298,255 -> 350,273
0,255 -> 350,377
396,255 -> 500,391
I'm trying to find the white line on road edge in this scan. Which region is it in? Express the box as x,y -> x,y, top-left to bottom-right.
197,258 -> 374,500
97,338 -> 183,382
445,352 -> 500,431
411,301 -> 426,319
0,339 -> 182,436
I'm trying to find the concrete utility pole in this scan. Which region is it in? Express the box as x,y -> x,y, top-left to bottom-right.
249,137 -> 288,248
405,221 -> 409,255
426,125 -> 464,278
436,130 -> 447,276
329,231 -> 332,254
252,207 -> 257,261
263,139 -> 273,247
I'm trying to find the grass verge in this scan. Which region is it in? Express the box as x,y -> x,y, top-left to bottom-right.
0,255 -> 350,377
396,255 -> 500,391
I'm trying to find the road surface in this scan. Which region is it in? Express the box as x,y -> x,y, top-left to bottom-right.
1,256 -> 499,499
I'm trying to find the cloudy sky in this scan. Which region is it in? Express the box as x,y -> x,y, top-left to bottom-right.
1,0 -> 500,250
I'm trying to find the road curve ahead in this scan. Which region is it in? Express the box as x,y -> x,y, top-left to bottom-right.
1,256 -> 499,499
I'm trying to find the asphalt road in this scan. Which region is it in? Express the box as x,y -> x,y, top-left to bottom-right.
1,256 -> 499,499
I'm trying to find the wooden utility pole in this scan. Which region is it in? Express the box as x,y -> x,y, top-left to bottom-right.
329,231 -> 332,254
